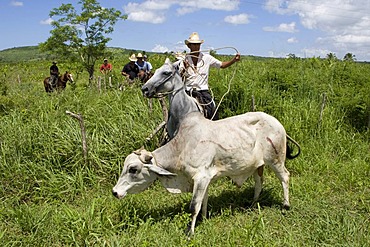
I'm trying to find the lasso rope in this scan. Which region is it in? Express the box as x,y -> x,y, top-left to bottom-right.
180,46 -> 240,120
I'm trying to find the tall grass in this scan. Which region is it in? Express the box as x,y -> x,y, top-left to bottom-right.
0,55 -> 369,246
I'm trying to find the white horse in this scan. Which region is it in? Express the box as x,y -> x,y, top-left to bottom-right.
141,58 -> 300,158
141,58 -> 200,139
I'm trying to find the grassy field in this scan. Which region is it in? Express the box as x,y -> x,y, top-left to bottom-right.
0,47 -> 369,246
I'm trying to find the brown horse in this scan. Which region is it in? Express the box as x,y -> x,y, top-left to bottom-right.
43,71 -> 74,93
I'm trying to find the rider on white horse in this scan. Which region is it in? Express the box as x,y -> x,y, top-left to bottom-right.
178,32 -> 241,120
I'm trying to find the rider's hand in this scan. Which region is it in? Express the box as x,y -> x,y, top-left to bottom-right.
234,53 -> 241,62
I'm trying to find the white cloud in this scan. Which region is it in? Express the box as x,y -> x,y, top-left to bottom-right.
176,0 -> 239,15
124,2 -> 168,23
264,0 -> 370,60
173,41 -> 187,52
263,22 -> 297,33
301,48 -> 331,58
10,0 -> 23,7
123,0 -> 241,23
224,14 -> 250,25
287,37 -> 298,43
151,44 -> 169,53
40,18 -> 53,25
128,11 -> 166,23
267,50 -> 286,58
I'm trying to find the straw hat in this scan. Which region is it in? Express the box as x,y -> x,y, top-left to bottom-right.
137,53 -> 143,58
129,54 -> 137,62
185,32 -> 204,45
103,58 -> 108,62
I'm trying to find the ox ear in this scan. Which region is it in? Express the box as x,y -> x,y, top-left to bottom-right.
133,146 -> 144,155
133,148 -> 153,164
164,57 -> 172,65
140,150 -> 153,164
144,164 -> 177,176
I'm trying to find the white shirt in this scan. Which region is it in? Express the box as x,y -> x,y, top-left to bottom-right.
136,61 -> 150,72
180,52 -> 222,91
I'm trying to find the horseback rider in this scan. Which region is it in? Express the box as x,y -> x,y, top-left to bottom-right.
179,32 -> 240,120
49,61 -> 59,86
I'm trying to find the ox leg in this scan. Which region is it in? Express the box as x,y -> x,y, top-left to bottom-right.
187,177 -> 211,238
251,165 -> 264,208
270,162 -> 290,210
201,188 -> 209,218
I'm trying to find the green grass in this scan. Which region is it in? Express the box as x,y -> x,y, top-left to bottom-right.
0,50 -> 369,246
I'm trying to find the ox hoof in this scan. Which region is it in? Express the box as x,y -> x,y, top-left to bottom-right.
185,223 -> 195,239
282,203 -> 290,212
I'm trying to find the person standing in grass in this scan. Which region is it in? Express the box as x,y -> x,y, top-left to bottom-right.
179,32 -> 240,120
136,53 -> 151,82
143,55 -> 153,72
121,54 -> 140,84
100,58 -> 112,75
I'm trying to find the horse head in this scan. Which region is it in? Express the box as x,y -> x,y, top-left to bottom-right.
63,71 -> 74,83
141,58 -> 182,98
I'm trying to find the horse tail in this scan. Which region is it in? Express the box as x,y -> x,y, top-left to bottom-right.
286,134 -> 301,159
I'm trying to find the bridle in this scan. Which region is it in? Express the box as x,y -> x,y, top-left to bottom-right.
60,73 -> 72,83
147,68 -> 180,98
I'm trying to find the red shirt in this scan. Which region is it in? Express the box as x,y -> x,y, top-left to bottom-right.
100,63 -> 112,73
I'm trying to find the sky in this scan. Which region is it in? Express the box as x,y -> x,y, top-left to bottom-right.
1,0 -> 370,61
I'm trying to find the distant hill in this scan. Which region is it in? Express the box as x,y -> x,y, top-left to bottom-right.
0,46 -> 150,63
0,45 -> 278,64
0,46 -> 55,63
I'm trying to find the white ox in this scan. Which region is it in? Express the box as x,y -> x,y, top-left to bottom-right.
113,111 -> 293,236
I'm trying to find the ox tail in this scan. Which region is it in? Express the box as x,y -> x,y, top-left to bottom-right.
286,134 -> 301,159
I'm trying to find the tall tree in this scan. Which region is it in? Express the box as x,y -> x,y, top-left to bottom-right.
39,0 -> 126,81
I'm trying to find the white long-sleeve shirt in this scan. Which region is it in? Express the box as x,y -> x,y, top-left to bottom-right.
179,52 -> 222,91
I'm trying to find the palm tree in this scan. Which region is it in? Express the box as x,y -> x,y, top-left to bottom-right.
343,53 -> 356,62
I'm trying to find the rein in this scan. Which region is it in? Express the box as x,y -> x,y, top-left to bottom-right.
60,73 -> 71,83
150,69 -> 179,98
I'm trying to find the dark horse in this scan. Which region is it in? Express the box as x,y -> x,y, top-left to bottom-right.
43,71 -> 74,93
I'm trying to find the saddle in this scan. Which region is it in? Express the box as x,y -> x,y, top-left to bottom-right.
187,89 -> 215,119
49,75 -> 58,87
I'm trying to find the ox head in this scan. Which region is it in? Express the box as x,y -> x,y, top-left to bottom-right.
141,58 -> 181,98
112,148 -> 176,199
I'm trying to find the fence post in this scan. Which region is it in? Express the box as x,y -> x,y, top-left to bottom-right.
109,76 -> 112,88
97,76 -> 101,94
